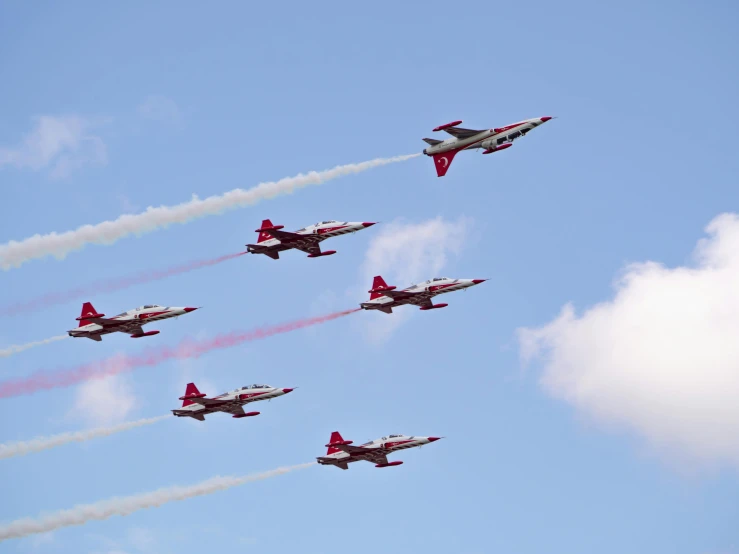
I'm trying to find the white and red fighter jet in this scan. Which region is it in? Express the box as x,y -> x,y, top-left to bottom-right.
422,116 -> 554,176
172,382 -> 295,421
246,219 -> 376,260
317,431 -> 442,470
67,302 -> 199,341
360,275 -> 486,314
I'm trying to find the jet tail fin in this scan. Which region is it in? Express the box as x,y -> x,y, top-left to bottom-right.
369,276 -> 390,300
326,431 -> 345,455
257,219 -> 276,243
432,149 -> 460,177
78,302 -> 98,327
422,138 -> 443,146
181,383 -> 202,407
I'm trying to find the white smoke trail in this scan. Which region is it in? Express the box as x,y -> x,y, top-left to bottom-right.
0,154 -> 419,269
0,335 -> 67,358
0,415 -> 169,460
0,462 -> 315,541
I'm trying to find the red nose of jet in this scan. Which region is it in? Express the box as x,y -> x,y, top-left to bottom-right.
471,279 -> 488,285
183,307 -> 199,313
540,116 -> 552,122
362,222 -> 376,228
282,388 -> 294,394
427,437 -> 441,442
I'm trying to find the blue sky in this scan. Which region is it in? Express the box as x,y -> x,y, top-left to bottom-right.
1,0 -> 738,552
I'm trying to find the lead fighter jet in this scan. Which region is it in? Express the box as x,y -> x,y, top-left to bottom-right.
67,302 -> 199,342
246,219 -> 376,260
317,431 -> 442,470
360,275 -> 486,314
172,382 -> 294,421
422,116 -> 554,176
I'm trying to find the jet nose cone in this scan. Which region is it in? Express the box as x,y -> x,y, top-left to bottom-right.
427,437 -> 441,443
362,222 -> 376,228
540,116 -> 552,122
471,279 -> 488,285
183,307 -> 199,313
282,388 -> 294,394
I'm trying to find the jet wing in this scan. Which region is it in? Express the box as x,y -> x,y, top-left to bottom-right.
443,126 -> 485,139
376,289 -> 420,300
86,335 -> 103,342
328,444 -> 390,465
217,404 -> 246,416
182,396 -> 230,408
267,228 -> 313,243
84,316 -> 126,327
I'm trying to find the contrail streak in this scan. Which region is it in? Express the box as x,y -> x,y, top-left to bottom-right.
0,462 -> 314,541
0,308 -> 359,398
0,415 -> 168,460
0,252 -> 247,316
0,335 -> 67,358
0,154 -> 419,270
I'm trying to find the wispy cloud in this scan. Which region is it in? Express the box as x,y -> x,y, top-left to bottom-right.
0,115 -> 107,179
357,216 -> 472,341
68,374 -> 137,426
518,213 -> 739,471
137,95 -> 183,128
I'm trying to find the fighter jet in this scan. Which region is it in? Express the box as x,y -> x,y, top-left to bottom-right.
246,219 -> 376,260
422,116 -> 554,176
172,382 -> 294,421
67,302 -> 199,342
317,431 -> 442,470
360,275 -> 486,314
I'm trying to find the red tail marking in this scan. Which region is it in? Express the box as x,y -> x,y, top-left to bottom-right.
257,219 -> 275,243
370,276 -> 389,300
432,149 -> 460,177
78,302 -> 98,327
327,431 -> 344,455
182,383 -> 202,407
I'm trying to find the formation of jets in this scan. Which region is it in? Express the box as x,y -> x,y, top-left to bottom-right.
67,302 -> 199,341
423,116 -> 553,176
172,382 -> 294,421
317,431 -> 442,469
57,115 -> 553,472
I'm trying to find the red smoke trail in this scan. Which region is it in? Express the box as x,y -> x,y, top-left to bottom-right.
0,308 -> 359,399
0,252 -> 247,316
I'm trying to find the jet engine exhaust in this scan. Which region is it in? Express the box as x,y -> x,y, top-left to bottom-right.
0,462 -> 315,541
0,251 -> 247,316
0,153 -> 420,270
0,308 -> 360,399
0,335 -> 68,358
0,415 -> 169,460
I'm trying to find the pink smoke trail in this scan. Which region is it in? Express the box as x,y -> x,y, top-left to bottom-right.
0,308 -> 359,399
0,252 -> 247,316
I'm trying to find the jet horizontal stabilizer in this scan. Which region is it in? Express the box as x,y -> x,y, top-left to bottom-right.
255,224 -> 284,232
76,312 -> 105,320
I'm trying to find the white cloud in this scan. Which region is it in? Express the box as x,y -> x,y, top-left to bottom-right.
518,213 -> 739,470
357,216 -> 471,341
69,373 -> 137,426
137,95 -> 183,127
0,115 -> 107,178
